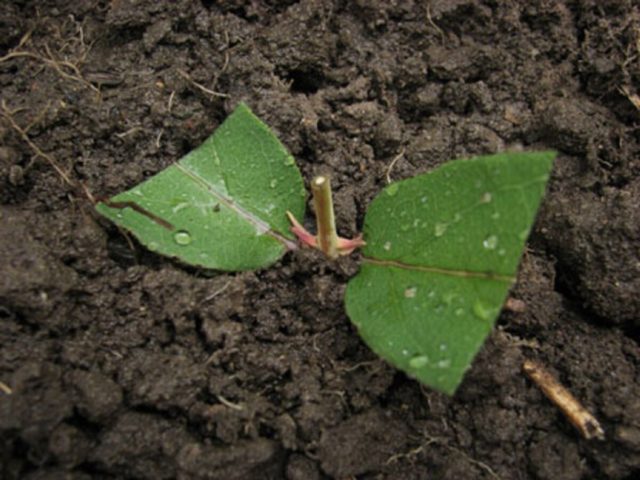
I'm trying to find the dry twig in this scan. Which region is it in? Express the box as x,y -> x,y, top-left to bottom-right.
386,430 -> 501,480
523,359 -> 605,440
620,86 -> 640,110
0,381 -> 12,395
1,100 -> 74,187
216,394 -> 244,411
385,149 -> 405,184
177,69 -> 229,98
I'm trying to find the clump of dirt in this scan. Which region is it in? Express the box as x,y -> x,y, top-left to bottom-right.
1,1 -> 639,479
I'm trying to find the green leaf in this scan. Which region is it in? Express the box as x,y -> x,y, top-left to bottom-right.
345,151 -> 555,394
96,103 -> 306,271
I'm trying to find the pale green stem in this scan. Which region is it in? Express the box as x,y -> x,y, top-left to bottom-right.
311,175 -> 339,259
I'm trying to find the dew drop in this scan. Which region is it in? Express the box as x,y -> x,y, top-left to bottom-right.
401,349 -> 410,357
434,223 -> 447,237
386,183 -> 399,196
455,307 -> 464,316
518,229 -> 529,241
420,195 -> 428,203
413,219 -> 420,227
148,241 -> 159,251
283,155 -> 294,166
401,224 -> 410,231
439,343 -> 448,351
404,286 -> 417,298
172,201 -> 189,214
442,292 -> 456,305
498,248 -> 506,256
483,234 -> 498,250
174,230 -> 192,245
270,179 -> 278,188
437,359 -> 451,369
409,355 -> 429,369
480,192 -> 492,203
453,213 -> 462,222
383,241 -> 392,251
491,212 -> 500,220
473,300 -> 493,321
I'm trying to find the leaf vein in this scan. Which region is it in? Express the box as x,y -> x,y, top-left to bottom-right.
174,162 -> 297,250
362,257 -> 515,283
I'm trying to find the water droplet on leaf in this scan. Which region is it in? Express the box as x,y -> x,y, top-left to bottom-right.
386,183 -> 399,196
434,223 -> 447,237
409,355 -> 429,369
483,235 -> 498,250
172,201 -> 189,214
480,192 -> 492,203
148,241 -> 159,251
404,287 -> 417,298
174,230 -> 192,245
437,359 -> 451,369
473,300 -> 493,321
270,179 -> 278,188
383,241 -> 392,251
442,292 -> 456,305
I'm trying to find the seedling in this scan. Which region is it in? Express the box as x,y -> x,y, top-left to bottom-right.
97,103 -> 555,394
287,175 -> 365,259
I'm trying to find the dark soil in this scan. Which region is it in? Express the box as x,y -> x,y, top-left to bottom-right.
1,1 -> 639,479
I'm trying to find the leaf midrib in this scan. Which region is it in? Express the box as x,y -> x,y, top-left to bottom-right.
174,162 -> 297,250
362,256 -> 515,283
